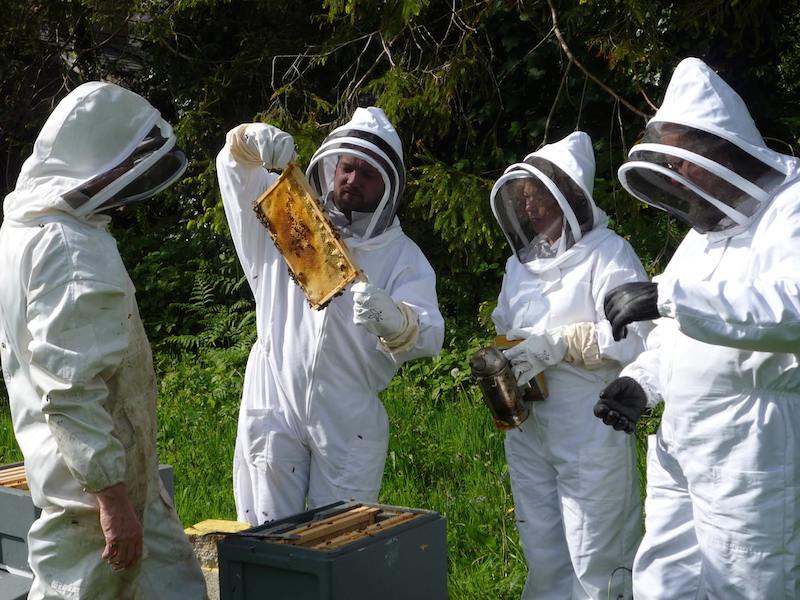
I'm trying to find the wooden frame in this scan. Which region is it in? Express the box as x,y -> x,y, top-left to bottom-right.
0,463 -> 28,491
269,504 -> 422,551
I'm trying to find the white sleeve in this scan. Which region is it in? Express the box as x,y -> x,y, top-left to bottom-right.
619,319 -> 672,408
491,260 -> 515,336
656,191 -> 800,353
592,239 -> 651,366
216,133 -> 280,298
27,277 -> 130,493
382,253 -> 444,363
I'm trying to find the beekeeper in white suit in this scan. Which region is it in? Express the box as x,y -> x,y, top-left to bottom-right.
490,131 -> 649,599
0,82 -> 207,598
216,107 -> 444,524
595,57 -> 800,599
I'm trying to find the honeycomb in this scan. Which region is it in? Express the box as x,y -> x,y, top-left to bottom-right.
254,164 -> 361,309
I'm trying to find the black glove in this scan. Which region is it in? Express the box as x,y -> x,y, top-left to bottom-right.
603,282 -> 660,341
593,376 -> 647,434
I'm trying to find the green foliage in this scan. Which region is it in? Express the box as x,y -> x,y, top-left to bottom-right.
0,405 -> 23,465
154,347 -> 245,525
408,159 -> 501,266
160,268 -> 255,354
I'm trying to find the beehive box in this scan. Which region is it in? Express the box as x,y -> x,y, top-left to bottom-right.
0,463 -> 39,576
218,501 -> 447,600
253,163 -> 361,309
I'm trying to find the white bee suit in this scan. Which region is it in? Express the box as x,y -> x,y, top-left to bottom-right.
0,82 -> 206,599
491,132 -> 648,599
216,109 -> 444,524
618,58 -> 800,599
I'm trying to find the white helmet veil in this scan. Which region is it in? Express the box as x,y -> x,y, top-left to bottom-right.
490,132 -> 598,263
619,58 -> 794,238
4,82 -> 187,222
306,107 -> 405,239
62,120 -> 187,213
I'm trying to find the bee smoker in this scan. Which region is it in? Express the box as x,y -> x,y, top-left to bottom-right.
469,346 -> 545,431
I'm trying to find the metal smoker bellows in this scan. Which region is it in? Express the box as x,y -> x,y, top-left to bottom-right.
469,346 -> 545,430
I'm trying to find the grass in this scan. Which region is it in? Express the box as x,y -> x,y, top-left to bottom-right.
0,338 -> 659,599
0,398 -> 23,465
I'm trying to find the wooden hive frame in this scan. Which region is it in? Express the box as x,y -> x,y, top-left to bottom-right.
253,164 -> 362,310
0,462 -> 28,491
268,504 -> 422,551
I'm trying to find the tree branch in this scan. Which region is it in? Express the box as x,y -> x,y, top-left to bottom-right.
540,61 -> 571,148
545,0 -> 651,121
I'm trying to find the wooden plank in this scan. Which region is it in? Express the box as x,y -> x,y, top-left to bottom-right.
0,466 -> 26,478
292,507 -> 379,547
0,475 -> 28,488
0,463 -> 29,489
0,471 -> 26,483
310,512 -> 422,550
273,506 -> 380,546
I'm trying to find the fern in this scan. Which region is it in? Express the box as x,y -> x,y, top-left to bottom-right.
161,257 -> 256,354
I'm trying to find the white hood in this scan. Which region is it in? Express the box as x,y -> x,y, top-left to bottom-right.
618,57 -> 800,239
491,131 -> 610,274
524,130 -> 608,231
650,57 -> 797,177
4,81 -> 174,222
306,106 -> 405,239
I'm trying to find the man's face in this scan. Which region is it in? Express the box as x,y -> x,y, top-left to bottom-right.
333,155 -> 386,213
656,130 -> 741,231
659,131 -> 730,196
519,179 -> 563,240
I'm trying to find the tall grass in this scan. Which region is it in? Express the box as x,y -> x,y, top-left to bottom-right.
0,397 -> 23,465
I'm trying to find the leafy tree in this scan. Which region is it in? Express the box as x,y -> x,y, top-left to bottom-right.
1,0 -> 799,335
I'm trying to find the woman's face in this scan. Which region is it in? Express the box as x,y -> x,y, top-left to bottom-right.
520,179 -> 563,240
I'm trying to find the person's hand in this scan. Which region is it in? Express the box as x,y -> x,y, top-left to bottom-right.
228,123 -> 296,170
603,282 -> 660,341
97,482 -> 143,571
503,328 -> 567,384
352,282 -> 404,339
593,376 -> 647,434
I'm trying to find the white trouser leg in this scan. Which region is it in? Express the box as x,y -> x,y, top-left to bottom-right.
632,433 -> 701,600
509,395 -> 641,600
556,439 -> 640,599
307,430 -> 388,510
233,416 -> 311,524
506,425 -> 574,600
233,352 -> 311,524
306,399 -> 389,510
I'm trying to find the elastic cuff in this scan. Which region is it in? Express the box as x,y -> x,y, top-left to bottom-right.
655,275 -> 677,319
620,366 -> 662,409
379,303 -> 420,353
227,124 -> 264,167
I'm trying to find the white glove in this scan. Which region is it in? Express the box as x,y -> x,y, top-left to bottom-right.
503,328 -> 567,384
505,322 -> 605,384
227,123 -> 296,170
352,282 -> 405,339
560,322 -> 603,368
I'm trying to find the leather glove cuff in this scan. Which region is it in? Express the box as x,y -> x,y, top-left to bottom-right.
379,303 -> 420,354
